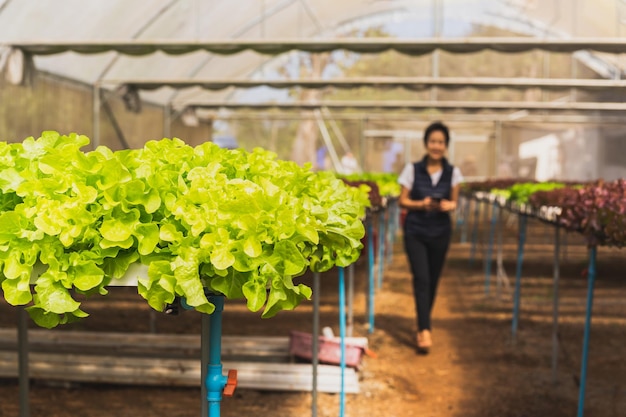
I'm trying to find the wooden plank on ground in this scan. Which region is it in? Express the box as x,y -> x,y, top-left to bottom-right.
0,351 -> 359,393
0,329 -> 291,359
0,329 -> 368,361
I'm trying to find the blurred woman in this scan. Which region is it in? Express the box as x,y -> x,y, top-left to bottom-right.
398,121 -> 463,353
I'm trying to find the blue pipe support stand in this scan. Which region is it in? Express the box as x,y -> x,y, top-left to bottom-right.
455,196 -> 463,229
551,226 -> 561,384
377,209 -> 386,289
338,267 -> 346,417
367,218 -> 375,333
392,200 -> 400,260
206,295 -> 226,417
386,200 -> 396,265
455,196 -> 465,239
484,203 -> 498,295
577,246 -> 597,417
469,199 -> 480,266
512,215 -> 527,341
461,197 -> 470,244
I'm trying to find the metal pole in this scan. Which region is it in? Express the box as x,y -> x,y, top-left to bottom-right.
512,214 -> 527,342
455,195 -> 464,236
481,199 -> 490,274
484,203 -> 498,295
338,267 -> 346,417
377,209 -> 386,289
367,218 -> 375,333
386,200 -> 393,265
494,120 -> 502,178
18,307 -> 29,417
577,246 -> 597,417
315,111 -> 342,172
563,230 -> 569,262
163,104 -> 172,139
430,0 -> 441,101
461,197 -> 470,243
93,83 -> 101,148
312,272 -> 320,417
347,264 -> 355,338
359,118 -> 366,171
552,226 -> 561,384
470,199 -> 480,266
496,203 -> 509,298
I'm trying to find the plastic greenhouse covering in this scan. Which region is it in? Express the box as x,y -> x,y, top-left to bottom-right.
2,0 -> 626,109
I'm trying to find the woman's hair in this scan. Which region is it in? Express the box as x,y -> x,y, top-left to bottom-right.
423,121 -> 450,147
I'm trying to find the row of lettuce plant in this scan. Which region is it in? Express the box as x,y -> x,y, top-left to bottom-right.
461,179 -> 626,248
338,173 -> 401,199
339,179 -> 382,210
0,132 -> 369,328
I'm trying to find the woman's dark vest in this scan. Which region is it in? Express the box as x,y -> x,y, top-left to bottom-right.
404,156 -> 454,238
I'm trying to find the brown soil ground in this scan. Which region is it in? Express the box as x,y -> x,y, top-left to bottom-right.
1,218 -> 625,417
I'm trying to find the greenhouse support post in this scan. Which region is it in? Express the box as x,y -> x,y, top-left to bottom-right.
484,202 -> 498,295
470,199 -> 480,266
92,83 -> 101,148
481,200 -> 491,275
312,272 -> 320,417
367,218 -> 375,333
552,226 -> 561,384
386,200 -> 396,265
461,196 -> 470,244
347,264 -> 355,337
455,195 -> 464,231
495,204 -> 509,298
338,267 -> 347,417
163,103 -> 171,139
512,214 -> 527,342
577,246 -> 597,417
389,198 -> 400,264
388,199 -> 400,264
18,307 -> 29,417
377,209 -> 386,289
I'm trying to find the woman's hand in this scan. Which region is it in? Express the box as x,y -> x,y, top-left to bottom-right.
439,199 -> 457,212
421,197 -> 439,211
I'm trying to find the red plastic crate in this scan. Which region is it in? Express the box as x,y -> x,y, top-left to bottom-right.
288,331 -> 364,368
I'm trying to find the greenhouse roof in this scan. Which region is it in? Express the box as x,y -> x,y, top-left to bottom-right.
1,0 -> 625,109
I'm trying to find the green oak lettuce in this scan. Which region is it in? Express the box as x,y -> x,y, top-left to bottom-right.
0,132 -> 367,327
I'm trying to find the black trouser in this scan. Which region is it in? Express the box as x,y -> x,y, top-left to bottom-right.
403,230 -> 451,331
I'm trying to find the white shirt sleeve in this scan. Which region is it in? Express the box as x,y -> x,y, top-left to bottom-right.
398,163 -> 414,190
451,166 -> 464,187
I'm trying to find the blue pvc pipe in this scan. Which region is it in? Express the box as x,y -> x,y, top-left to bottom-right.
484,203 -> 498,295
512,215 -> 527,341
347,264 -> 355,337
367,219 -> 375,333
206,295 -> 227,417
338,267 -> 346,417
312,272 -> 320,417
469,199 -> 480,266
377,210 -> 386,289
577,246 -> 597,417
